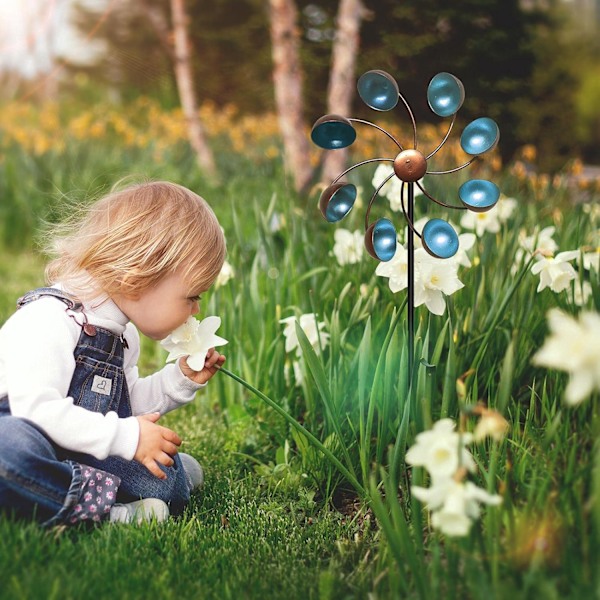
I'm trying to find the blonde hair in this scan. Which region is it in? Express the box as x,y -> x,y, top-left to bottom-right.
45,180 -> 226,300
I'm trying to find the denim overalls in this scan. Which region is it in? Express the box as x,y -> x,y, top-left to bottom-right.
0,288 -> 189,526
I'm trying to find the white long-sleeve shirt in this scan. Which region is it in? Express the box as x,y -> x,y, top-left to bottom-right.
0,288 -> 204,461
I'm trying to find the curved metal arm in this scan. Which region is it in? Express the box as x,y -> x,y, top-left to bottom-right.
397,93 -> 418,149
349,118 -> 404,151
415,181 -> 467,211
426,156 -> 478,175
364,172 -> 395,230
331,157 -> 394,185
425,114 -> 456,160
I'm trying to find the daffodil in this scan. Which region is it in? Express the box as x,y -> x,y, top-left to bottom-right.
405,418 -> 475,480
375,246 -> 464,315
375,244 -> 409,293
280,313 -> 329,357
215,260 -> 235,287
583,248 -> 599,272
532,308 -> 600,405
161,316 -> 228,371
332,228 -> 364,266
460,196 -> 516,237
414,249 -> 465,316
570,280 -> 593,307
371,163 -> 423,212
412,478 -> 502,537
519,226 -> 558,256
530,250 -> 579,293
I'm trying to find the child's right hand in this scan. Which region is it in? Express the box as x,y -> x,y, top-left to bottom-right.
134,413 -> 182,479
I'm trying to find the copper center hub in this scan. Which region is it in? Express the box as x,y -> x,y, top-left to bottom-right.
393,149 -> 427,183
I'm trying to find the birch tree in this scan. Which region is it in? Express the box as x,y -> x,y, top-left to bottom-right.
170,0 -> 217,178
269,0 -> 313,193
322,0 -> 367,183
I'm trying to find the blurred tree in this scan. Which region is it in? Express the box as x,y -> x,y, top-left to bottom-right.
321,0 -> 369,184
169,0 -> 217,177
269,0 -> 314,192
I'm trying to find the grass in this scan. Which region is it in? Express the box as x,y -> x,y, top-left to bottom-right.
0,410 -> 376,600
0,133 -> 599,598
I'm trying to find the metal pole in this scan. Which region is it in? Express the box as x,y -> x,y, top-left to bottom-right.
407,181 -> 415,378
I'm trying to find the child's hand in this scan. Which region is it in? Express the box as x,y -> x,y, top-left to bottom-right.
134,413 -> 182,479
179,348 -> 226,385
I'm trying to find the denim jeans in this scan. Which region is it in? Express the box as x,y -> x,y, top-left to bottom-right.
0,289 -> 189,526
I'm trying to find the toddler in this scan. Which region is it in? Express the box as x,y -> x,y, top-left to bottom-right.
0,181 -> 226,526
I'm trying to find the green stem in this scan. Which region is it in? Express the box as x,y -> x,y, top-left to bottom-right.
218,366 -> 368,498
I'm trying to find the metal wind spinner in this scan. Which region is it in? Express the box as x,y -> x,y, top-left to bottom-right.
311,70 -> 500,373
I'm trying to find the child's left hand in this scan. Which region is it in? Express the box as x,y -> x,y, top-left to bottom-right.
179,348 -> 226,385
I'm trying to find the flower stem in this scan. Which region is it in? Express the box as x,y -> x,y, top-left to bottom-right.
217,366 -> 367,498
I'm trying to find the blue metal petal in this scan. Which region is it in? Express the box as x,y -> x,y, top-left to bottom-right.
460,117 -> 500,155
357,70 -> 399,112
368,218 -> 397,261
422,219 -> 459,259
458,179 -> 500,213
319,183 -> 357,222
311,114 -> 356,150
427,72 -> 465,117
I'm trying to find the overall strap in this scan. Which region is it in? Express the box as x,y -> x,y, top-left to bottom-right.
17,287 -> 82,311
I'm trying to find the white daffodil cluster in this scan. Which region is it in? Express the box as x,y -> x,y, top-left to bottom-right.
374,230 -> 472,315
512,226 -> 597,306
280,313 -> 329,387
365,165 -> 513,316
533,308 -> 600,405
406,418 -> 503,537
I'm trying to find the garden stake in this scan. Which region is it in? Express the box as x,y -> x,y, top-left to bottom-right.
311,70 -> 500,380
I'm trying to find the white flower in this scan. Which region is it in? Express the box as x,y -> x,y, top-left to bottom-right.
453,232 -> 477,269
160,316 -> 228,371
412,479 -> 502,537
519,226 -> 558,256
280,313 -> 329,357
375,244 -> 409,293
215,260 -> 235,288
332,228 -> 364,266
460,196 -> 516,237
532,309 -> 600,405
414,249 -> 464,316
460,206 -> 500,236
405,418 -> 475,480
375,246 -> 464,315
530,250 -> 579,293
570,280 -> 593,307
583,248 -> 599,272
371,163 -> 423,212
496,195 -> 518,221
283,360 -> 305,387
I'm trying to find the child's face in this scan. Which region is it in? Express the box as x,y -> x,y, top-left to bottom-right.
114,271 -> 204,340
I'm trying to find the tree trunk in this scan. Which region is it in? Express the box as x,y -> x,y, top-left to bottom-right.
322,0 -> 366,184
170,0 -> 217,178
269,0 -> 313,193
